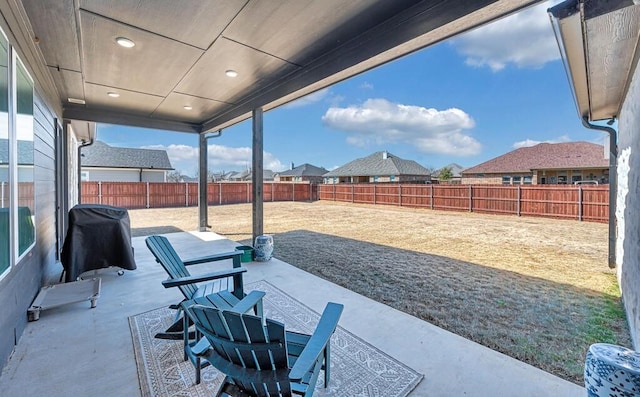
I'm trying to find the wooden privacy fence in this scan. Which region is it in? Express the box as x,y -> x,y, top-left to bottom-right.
317,183 -> 609,223
0,182 -> 35,211
81,181 -> 317,209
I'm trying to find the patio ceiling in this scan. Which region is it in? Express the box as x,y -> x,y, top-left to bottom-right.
19,0 -> 539,134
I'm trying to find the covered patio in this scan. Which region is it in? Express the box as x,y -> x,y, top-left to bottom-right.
0,231 -> 583,396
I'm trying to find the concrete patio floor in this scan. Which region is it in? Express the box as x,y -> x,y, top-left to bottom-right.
0,231 -> 585,396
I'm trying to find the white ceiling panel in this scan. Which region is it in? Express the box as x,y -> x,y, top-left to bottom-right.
80,0 -> 246,50
224,0 -> 415,66
175,37 -> 299,103
84,83 -> 164,116
153,93 -> 232,123
80,11 -> 203,96
48,67 -> 84,102
22,0 -> 81,71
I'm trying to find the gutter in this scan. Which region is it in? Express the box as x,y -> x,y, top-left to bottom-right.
77,138 -> 94,204
582,117 -> 617,268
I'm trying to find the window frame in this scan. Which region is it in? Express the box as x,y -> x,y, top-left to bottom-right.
0,31 -> 36,281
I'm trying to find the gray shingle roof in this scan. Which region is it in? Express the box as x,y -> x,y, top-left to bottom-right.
81,141 -> 173,170
462,142 -> 608,174
433,163 -> 465,178
324,151 -> 431,177
278,163 -> 328,177
0,139 -> 34,164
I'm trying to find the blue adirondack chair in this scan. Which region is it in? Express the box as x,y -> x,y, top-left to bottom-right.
187,302 -> 344,397
145,235 -> 262,340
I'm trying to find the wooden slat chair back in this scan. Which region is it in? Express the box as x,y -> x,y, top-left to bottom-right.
189,302 -> 344,397
144,235 -> 248,341
145,235 -> 243,300
146,235 -> 198,298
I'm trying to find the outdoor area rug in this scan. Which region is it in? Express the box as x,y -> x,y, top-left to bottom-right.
129,280 -> 423,397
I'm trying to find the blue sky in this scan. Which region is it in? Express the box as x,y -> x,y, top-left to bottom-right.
97,1 -> 605,177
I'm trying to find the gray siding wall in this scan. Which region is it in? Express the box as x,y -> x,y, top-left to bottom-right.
0,90 -> 58,367
83,168 -> 165,182
617,57 -> 640,347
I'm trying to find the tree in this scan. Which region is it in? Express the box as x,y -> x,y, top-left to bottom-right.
438,166 -> 454,181
166,170 -> 182,182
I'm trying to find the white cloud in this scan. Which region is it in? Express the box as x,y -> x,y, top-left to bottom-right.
360,82 -> 374,90
322,98 -> 480,156
142,144 -> 286,175
283,88 -> 330,108
512,134 -> 571,148
452,1 -> 560,71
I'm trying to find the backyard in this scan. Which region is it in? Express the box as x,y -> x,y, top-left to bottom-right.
128,200 -> 629,385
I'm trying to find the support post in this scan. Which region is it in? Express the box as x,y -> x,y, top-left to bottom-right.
252,108 -> 264,244
198,133 -> 208,231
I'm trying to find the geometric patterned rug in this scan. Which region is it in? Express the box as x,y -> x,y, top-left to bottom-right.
129,280 -> 423,397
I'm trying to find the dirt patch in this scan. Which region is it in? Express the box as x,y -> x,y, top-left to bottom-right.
128,201 -> 629,384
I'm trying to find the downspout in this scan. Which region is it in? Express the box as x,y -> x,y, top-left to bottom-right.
582,116 -> 617,268
198,130 -> 222,231
77,138 -> 94,204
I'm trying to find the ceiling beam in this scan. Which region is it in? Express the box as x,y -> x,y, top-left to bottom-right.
63,106 -> 202,133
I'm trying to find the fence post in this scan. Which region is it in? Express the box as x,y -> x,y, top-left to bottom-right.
398,184 -> 402,206
351,184 -> 354,203
98,181 -> 103,205
185,182 -> 188,207
219,182 -> 222,205
468,185 -> 472,212
373,184 -> 376,205
517,185 -> 521,216
578,185 -> 583,221
309,183 -> 312,201
333,183 -> 336,201
146,182 -> 150,208
430,184 -> 434,210
292,182 -> 295,202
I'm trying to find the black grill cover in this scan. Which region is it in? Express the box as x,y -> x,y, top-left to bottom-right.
61,204 -> 136,282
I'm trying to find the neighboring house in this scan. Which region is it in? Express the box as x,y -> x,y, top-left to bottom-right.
461,142 -> 609,185
0,139 -> 34,183
432,163 -> 465,184
80,141 -> 173,182
221,168 -> 275,182
275,163 -> 328,183
323,151 -> 432,184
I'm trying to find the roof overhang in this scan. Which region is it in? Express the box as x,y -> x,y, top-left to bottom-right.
548,0 -> 640,121
68,119 -> 95,143
16,0 -> 541,134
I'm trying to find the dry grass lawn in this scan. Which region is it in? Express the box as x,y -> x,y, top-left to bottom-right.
128,201 -> 630,384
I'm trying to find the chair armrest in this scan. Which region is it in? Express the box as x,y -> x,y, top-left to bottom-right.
288,302 -> 344,382
183,250 -> 243,266
162,267 -> 247,289
230,290 -> 265,315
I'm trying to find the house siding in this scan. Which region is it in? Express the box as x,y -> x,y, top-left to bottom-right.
0,90 -> 59,368
82,167 -> 166,182
617,55 -> 640,348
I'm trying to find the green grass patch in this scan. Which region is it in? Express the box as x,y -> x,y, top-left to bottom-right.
584,274 -> 627,344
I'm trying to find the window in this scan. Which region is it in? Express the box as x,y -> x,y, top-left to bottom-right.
502,176 -> 511,185
390,175 -> 395,182
523,176 -> 532,184
0,32 -> 8,276
0,29 -> 35,280
373,175 -> 378,182
81,171 -> 89,181
512,176 -> 521,184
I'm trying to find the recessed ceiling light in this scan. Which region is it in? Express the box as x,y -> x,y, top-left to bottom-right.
225,69 -> 238,78
183,105 -> 193,110
116,37 -> 135,48
107,92 -> 120,98
68,97 -> 86,105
